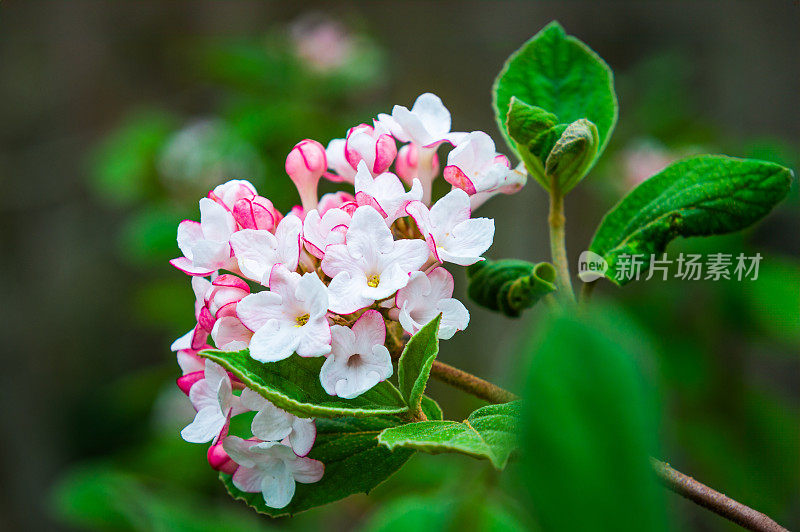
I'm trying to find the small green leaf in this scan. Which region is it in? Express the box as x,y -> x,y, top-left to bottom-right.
517,309 -> 667,531
420,395 -> 444,421
493,21 -> 617,169
397,316 -> 441,412
506,97 -> 558,148
467,259 -> 556,317
545,118 -> 599,193
378,401 -> 521,470
199,349 -> 407,418
221,416 -> 414,517
589,155 -> 794,285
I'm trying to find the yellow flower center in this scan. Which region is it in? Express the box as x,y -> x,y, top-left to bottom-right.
295,313 -> 310,327
367,274 -> 380,288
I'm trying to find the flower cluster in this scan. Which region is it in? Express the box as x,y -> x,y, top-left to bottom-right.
170,93 -> 526,508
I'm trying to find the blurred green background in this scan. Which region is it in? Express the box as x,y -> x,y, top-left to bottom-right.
1,1 -> 798,531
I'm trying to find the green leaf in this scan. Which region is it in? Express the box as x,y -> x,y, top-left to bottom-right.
516,309 -> 667,531
199,349 -> 407,418
466,259 -> 556,317
544,118 -> 599,193
377,402 -> 521,470
221,416 -> 414,517
420,395 -> 444,421
493,21 -> 617,171
589,155 -> 794,285
397,316 -> 441,412
506,97 -> 558,148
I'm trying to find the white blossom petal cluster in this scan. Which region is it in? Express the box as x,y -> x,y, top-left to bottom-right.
170,92 -> 525,509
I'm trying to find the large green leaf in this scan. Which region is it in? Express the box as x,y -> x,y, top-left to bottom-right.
377,402 -> 520,470
589,155 -> 793,285
493,21 -> 617,170
199,350 -> 407,418
516,309 -> 667,531
466,259 -> 556,317
397,316 -> 441,413
220,416 -> 414,517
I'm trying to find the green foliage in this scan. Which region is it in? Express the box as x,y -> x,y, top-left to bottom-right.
397,316 -> 441,412
89,110 -> 176,205
590,155 -> 793,285
220,416 -> 414,517
467,259 -> 556,317
378,402 -> 520,470
51,464 -> 268,532
516,309 -> 667,531
199,349 -> 407,418
360,493 -> 530,532
543,118 -> 599,193
493,21 -> 617,187
506,98 -> 600,193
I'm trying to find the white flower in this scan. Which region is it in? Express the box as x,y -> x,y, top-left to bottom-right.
377,93 -> 465,148
240,388 -> 317,456
325,138 -> 357,183
181,361 -> 244,444
321,206 -> 430,314
236,265 -> 331,362
302,207 -> 351,259
229,214 -> 302,287
443,131 -> 517,195
223,436 -> 324,509
406,188 -> 494,266
353,161 -> 422,223
171,198 -> 237,276
211,316 -> 253,352
320,310 -> 393,398
395,268 -> 469,340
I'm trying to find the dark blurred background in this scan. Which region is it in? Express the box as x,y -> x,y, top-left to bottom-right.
1,1 -> 798,531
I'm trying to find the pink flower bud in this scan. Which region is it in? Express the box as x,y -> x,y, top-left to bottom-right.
286,139 -> 327,211
317,191 -> 355,215
177,370 -> 205,396
207,441 -> 238,475
396,143 -> 440,187
345,124 -> 397,175
233,196 -> 281,232
208,180 -> 257,210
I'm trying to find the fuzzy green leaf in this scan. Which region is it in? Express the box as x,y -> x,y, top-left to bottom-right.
589,155 -> 794,285
377,401 -> 521,469
493,21 -> 617,170
467,259 -> 556,317
544,118 -> 599,193
199,349 -> 407,418
518,309 -> 667,531
397,316 -> 441,411
221,416 -> 414,517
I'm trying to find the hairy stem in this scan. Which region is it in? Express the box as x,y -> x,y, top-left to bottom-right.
548,186 -> 575,301
651,459 -> 788,532
579,280 -> 596,305
429,360 -> 519,404
430,362 -> 787,532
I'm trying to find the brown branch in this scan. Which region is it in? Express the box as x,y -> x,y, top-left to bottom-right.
651,459 -> 789,532
429,360 -> 519,404
427,361 -> 788,532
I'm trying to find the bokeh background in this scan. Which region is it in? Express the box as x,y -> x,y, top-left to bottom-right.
1,1 -> 798,531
